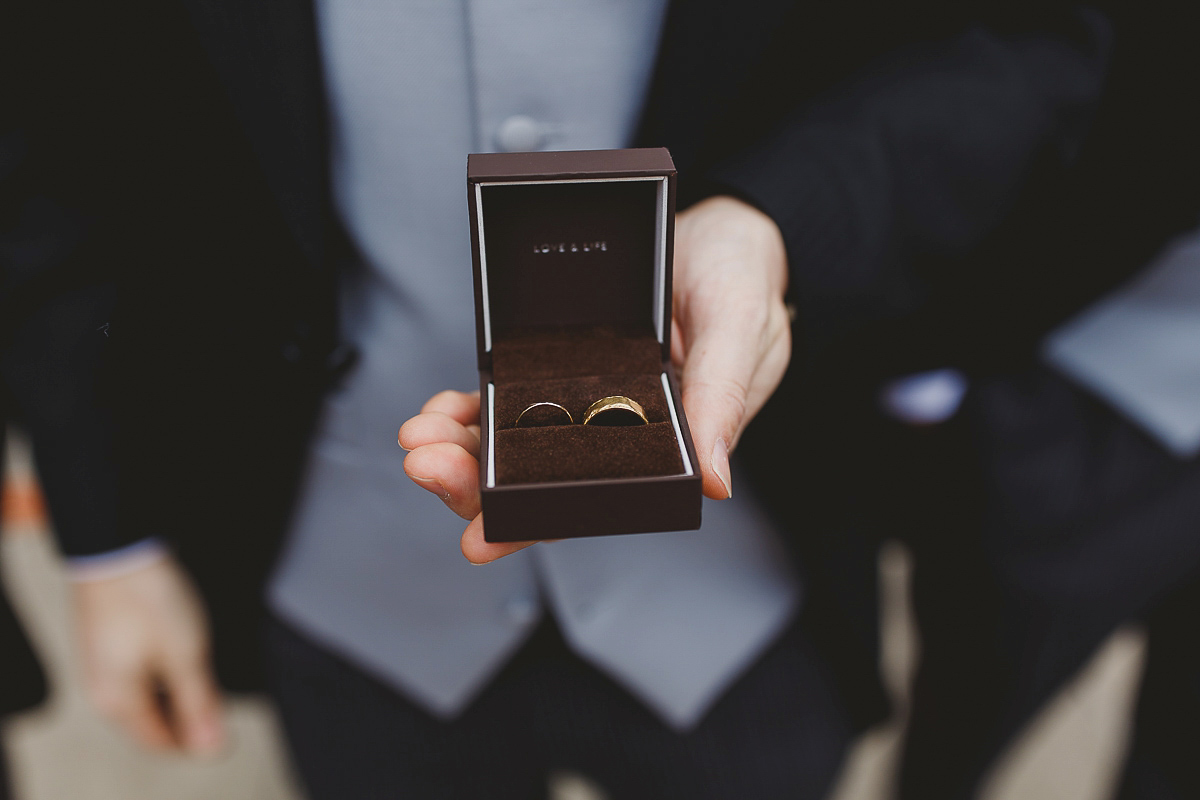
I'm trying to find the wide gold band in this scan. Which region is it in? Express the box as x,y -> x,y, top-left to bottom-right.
582,396 -> 648,426
515,401 -> 574,428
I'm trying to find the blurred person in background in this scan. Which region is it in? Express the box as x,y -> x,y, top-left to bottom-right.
892,4 -> 1200,796
3,0 -> 1123,798
813,3 -> 1200,797
0,71 -> 121,800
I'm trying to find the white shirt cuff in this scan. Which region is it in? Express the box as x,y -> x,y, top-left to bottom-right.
64,538 -> 169,583
880,368 -> 969,426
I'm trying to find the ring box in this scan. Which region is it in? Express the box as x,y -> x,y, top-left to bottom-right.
468,148 -> 703,542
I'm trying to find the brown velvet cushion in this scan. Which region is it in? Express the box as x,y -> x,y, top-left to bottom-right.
491,327 -> 684,485
491,326 -> 663,381
494,424 -> 682,484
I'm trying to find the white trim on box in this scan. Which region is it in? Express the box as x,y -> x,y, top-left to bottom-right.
487,382 -> 496,489
476,176 -> 666,187
662,372 -> 693,476
654,177 -> 667,344
475,176 -> 670,352
475,183 -> 493,353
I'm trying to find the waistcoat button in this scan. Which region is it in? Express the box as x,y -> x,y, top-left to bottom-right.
495,115 -> 544,152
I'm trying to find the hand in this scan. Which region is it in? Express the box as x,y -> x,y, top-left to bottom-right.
670,195 -> 791,498
399,195 -> 790,562
72,555 -> 225,755
398,389 -> 515,564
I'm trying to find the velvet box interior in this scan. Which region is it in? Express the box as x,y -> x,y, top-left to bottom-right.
468,149 -> 702,542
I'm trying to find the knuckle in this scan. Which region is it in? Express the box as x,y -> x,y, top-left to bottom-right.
741,298 -> 772,334
686,377 -> 749,424
714,381 -> 750,422
711,286 -> 771,333
421,390 -> 458,412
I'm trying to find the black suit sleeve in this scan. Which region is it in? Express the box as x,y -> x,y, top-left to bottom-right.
708,8 -> 1111,350
1,123 -> 130,558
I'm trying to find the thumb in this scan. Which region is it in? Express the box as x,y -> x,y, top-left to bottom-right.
680,330 -> 749,499
164,660 -> 225,755
682,377 -> 742,499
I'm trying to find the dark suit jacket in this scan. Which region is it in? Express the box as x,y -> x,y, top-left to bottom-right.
2,0 -> 1122,735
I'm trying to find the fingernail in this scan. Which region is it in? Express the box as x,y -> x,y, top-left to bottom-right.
712,438 -> 732,499
411,474 -> 450,500
189,722 -> 223,754
397,433 -> 410,451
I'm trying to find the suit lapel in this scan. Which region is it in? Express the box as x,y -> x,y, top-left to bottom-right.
180,0 -> 330,269
638,0 -> 793,175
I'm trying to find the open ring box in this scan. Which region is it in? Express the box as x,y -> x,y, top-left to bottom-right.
468,148 -> 702,542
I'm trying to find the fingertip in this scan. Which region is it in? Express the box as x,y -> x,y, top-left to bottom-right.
403,443 -> 453,482
709,437 -> 732,499
421,389 -> 462,414
680,379 -> 744,501
196,729 -> 226,757
184,720 -> 225,757
405,443 -> 482,520
399,412 -> 481,457
460,515 -> 536,565
403,451 -> 449,497
421,389 -> 481,423
183,698 -> 226,755
398,414 -> 433,450
170,669 -> 227,756
689,419 -> 735,500
460,515 -> 492,564
401,444 -> 431,475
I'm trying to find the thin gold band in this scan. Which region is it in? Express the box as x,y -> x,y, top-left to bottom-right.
515,401 -> 574,428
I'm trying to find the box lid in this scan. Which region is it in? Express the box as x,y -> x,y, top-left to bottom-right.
467,148 -> 677,370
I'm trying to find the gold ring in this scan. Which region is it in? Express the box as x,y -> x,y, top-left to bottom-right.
515,401 -> 574,428
583,396 -> 648,426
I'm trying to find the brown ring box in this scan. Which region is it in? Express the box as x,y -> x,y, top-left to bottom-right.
468,148 -> 703,542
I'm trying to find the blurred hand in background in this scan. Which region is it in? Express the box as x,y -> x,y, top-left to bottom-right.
72,556 -> 224,755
